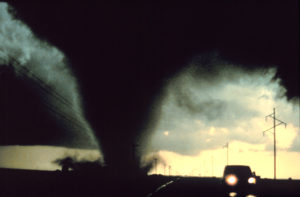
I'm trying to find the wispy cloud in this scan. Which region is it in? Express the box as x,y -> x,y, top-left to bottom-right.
146,54 -> 299,178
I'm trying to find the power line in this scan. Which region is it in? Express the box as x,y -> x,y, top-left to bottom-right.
17,66 -> 74,108
11,59 -> 83,119
9,56 -> 75,108
16,69 -> 87,131
2,58 -> 88,133
263,108 -> 287,180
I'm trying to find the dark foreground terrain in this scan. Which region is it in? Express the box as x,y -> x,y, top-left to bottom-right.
1,168 -> 299,197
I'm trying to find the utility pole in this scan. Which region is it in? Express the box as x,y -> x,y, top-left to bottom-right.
223,142 -> 229,165
211,155 -> 214,177
154,158 -> 158,174
168,165 -> 171,176
263,108 -> 287,180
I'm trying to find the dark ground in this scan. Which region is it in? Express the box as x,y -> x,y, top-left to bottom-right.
1,168 -> 299,197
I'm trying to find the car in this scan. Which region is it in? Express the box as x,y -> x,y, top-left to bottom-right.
222,165 -> 257,194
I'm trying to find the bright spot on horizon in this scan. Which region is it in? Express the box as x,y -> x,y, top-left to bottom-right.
148,59 -> 300,179
164,131 -> 170,136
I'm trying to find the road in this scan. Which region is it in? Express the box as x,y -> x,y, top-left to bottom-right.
149,176 -> 300,197
1,168 -> 300,197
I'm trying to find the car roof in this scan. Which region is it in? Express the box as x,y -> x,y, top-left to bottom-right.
225,165 -> 251,168
223,165 -> 252,177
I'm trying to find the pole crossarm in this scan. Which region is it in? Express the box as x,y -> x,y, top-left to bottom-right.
274,118 -> 287,127
263,127 -> 274,135
263,122 -> 287,135
265,113 -> 287,127
265,113 -> 274,119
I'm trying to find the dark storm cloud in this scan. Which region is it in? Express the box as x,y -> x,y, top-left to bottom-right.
6,1 -> 299,174
174,84 -> 226,117
164,58 -> 263,128
174,88 -> 250,125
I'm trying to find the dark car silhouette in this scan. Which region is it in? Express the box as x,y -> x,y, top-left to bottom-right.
222,165 -> 257,193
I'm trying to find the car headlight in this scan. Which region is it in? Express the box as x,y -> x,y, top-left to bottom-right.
225,174 -> 238,186
248,177 -> 256,184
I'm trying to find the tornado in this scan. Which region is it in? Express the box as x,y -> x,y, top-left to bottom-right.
0,3 -> 99,151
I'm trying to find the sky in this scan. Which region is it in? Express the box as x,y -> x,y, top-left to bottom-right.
145,59 -> 300,178
0,2 -> 299,178
0,59 -> 298,179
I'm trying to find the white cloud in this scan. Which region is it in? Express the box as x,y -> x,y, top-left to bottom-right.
147,56 -> 299,178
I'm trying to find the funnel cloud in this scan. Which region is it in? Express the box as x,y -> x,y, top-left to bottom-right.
0,3 -> 99,149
